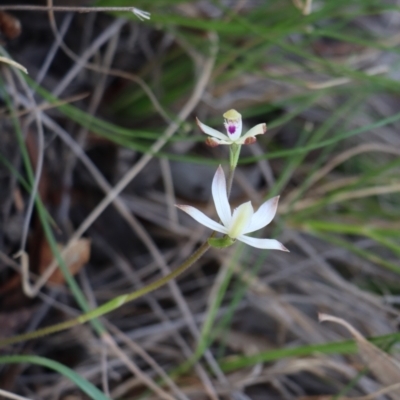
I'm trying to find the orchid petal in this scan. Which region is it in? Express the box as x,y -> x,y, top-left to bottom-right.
196,118 -> 229,141
217,141 -> 234,145
211,138 -> 232,145
243,196 -> 280,234
176,205 -> 227,234
212,166 -> 231,226
228,119 -> 242,141
237,235 -> 288,251
206,137 -> 232,147
228,201 -> 253,239
239,123 -> 267,143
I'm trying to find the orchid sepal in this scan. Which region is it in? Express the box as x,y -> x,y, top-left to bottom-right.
244,137 -> 257,145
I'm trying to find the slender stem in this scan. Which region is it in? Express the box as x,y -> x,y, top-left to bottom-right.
227,144 -> 241,197
0,241 -> 210,348
226,166 -> 235,198
0,6 -> 142,13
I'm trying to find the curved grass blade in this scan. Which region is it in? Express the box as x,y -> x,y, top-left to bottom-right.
0,355 -> 109,400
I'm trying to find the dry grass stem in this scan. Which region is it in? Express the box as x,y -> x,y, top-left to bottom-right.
0,56 -> 27,74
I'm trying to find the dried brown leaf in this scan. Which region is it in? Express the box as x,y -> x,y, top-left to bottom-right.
39,239 -> 91,285
319,313 -> 400,400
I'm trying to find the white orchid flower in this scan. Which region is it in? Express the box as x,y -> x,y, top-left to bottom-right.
176,166 -> 288,251
196,109 -> 267,147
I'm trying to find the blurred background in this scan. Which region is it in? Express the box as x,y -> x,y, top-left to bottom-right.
1,0 -> 400,399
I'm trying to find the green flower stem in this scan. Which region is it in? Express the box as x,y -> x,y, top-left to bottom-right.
227,144 -> 241,197
226,167 -> 235,198
0,241 -> 211,348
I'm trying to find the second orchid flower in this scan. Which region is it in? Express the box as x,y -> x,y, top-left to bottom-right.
196,109 -> 267,147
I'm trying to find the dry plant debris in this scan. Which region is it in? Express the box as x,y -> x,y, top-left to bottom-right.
0,1 -> 400,400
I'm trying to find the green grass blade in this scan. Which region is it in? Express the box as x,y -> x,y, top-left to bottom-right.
0,355 -> 109,400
